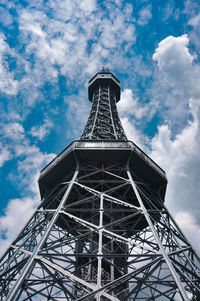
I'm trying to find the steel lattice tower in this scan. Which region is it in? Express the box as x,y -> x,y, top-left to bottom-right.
0,69 -> 200,301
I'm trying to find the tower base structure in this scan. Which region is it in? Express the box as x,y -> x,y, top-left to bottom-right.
0,141 -> 200,301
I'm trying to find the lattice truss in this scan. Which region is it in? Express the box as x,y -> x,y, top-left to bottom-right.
81,85 -> 127,141
1,162 -> 200,301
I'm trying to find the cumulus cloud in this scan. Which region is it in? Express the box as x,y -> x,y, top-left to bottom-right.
153,35 -> 194,90
129,33 -> 199,252
119,89 -> 152,120
151,34 -> 200,224
150,113 -> 200,220
175,212 -> 200,254
117,89 -> 156,149
0,197 -> 36,255
151,34 -> 200,128
120,116 -> 147,148
153,34 -> 193,66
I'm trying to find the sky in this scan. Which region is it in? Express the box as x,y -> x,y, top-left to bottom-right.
0,0 -> 200,256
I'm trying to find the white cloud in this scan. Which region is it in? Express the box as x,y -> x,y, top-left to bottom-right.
150,98 -> 200,217
188,13 -> 200,27
65,91 -> 90,139
151,34 -> 200,129
0,197 -> 36,255
147,34 -> 200,252
184,0 -> 200,18
0,0 -> 139,119
0,143 -> 12,167
99,15 -> 136,49
152,34 -> 200,98
3,122 -> 25,141
1,121 -> 55,194
29,119 -> 53,140
153,34 -> 194,71
17,150 -> 55,195
16,0 -> 136,88
118,89 -> 155,149
119,89 -> 151,120
0,34 -> 18,95
0,6 -> 13,26
49,0 -> 96,21
0,120 -> 56,254
175,212 -> 200,254
182,1 -> 200,62
120,116 -> 147,149
138,5 -> 152,26
79,0 -> 96,14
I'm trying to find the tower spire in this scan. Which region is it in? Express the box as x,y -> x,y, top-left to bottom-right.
81,69 -> 127,140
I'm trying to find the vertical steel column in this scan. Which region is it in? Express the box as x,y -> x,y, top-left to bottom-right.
108,85 -> 117,139
89,85 -> 101,139
96,193 -> 103,301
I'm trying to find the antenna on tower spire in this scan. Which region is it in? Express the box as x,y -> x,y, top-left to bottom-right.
101,66 -> 109,72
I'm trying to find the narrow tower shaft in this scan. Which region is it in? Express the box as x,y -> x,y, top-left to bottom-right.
81,70 -> 127,141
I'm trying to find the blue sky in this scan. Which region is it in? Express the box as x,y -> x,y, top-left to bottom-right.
0,0 -> 200,254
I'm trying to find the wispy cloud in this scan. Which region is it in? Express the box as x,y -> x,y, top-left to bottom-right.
138,5 -> 152,26
0,34 -> 18,95
29,119 -> 53,140
0,120 -> 55,254
0,143 -> 12,168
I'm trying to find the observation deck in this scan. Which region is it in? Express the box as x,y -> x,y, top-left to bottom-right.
39,140 -> 167,200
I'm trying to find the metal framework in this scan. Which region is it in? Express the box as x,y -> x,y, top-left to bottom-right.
81,69 -> 127,141
0,70 -> 200,301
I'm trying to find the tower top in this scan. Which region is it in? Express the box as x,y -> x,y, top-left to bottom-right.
88,69 -> 120,102
82,69 -> 126,140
